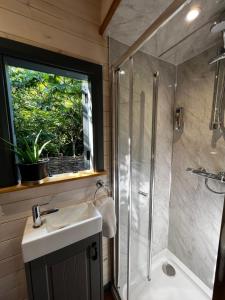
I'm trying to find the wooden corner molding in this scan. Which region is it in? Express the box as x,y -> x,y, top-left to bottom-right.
99,0 -> 122,35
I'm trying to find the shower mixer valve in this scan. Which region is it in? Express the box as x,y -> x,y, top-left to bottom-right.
187,167 -> 225,195
186,167 -> 225,182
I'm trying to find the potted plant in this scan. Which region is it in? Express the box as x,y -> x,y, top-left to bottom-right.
1,130 -> 51,184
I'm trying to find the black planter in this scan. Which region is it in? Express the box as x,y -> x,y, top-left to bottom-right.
18,160 -> 49,183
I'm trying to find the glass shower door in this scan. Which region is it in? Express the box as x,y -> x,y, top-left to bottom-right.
115,53 -> 156,300
115,59 -> 131,300
129,53 -> 155,288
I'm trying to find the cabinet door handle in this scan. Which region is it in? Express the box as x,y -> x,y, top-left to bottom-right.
90,243 -> 98,261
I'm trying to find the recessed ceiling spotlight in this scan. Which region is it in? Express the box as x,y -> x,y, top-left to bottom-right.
210,151 -> 217,155
185,8 -> 200,22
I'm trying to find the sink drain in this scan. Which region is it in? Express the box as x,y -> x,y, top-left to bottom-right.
162,262 -> 176,277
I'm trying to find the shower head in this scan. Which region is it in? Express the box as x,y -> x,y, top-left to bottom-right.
209,20 -> 225,65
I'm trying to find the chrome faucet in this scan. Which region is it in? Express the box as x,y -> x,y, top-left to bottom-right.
32,204 -> 59,228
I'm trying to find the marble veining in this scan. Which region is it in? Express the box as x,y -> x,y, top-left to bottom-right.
108,0 -> 225,65
169,45 -> 225,289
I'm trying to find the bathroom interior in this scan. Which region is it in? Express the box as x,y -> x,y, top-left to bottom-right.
109,0 -> 225,298
0,0 -> 225,300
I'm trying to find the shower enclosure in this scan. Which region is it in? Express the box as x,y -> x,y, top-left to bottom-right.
110,1 -> 225,300
113,51 -> 178,300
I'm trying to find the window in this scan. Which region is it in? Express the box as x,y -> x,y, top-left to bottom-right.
7,60 -> 92,175
0,38 -> 104,187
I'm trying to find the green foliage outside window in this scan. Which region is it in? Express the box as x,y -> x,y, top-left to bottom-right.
8,66 -> 84,158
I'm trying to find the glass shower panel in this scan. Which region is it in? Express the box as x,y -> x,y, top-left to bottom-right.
128,48 -> 176,300
116,54 -> 155,299
129,51 -> 153,288
116,59 -> 131,300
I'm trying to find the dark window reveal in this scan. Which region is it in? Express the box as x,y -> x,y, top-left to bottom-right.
0,38 -> 104,187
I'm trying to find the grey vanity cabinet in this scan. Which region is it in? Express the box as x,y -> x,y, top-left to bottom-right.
25,233 -> 103,300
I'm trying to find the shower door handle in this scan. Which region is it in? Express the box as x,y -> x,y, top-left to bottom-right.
147,71 -> 159,281
138,191 -> 148,197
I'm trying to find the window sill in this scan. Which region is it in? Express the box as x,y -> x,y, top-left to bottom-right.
0,170 -> 107,194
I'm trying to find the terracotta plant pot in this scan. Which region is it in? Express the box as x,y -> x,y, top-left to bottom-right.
18,160 -> 49,184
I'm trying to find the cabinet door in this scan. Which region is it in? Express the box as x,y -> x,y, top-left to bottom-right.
27,233 -> 103,300
49,246 -> 90,300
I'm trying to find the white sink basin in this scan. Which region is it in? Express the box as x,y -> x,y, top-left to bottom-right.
22,202 -> 102,263
46,202 -> 91,232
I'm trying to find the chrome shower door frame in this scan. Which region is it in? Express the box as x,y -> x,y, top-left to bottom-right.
112,57 -> 134,300
127,57 -> 134,300
147,71 -> 159,281
112,66 -> 120,290
112,63 -> 160,299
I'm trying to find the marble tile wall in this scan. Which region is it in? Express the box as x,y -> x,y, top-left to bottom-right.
169,45 -> 225,289
108,0 -> 225,66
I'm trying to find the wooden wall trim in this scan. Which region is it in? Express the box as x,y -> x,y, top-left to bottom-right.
0,171 -> 107,195
99,0 -> 121,35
